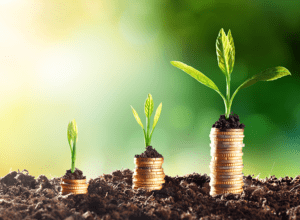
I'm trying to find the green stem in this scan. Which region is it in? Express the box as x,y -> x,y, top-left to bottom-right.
71,142 -> 76,173
225,75 -> 231,119
146,117 -> 150,146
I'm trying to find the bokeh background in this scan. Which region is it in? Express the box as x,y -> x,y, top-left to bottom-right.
0,0 -> 299,181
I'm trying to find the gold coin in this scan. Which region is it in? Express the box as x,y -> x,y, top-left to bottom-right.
210,177 -> 243,182
210,147 -> 243,152
210,179 -> 243,185
132,176 -> 165,181
135,165 -> 162,169
61,179 -> 87,184
61,190 -> 88,194
211,152 -> 243,157
210,164 -> 244,169
210,143 -> 245,148
135,160 -> 163,164
132,185 -> 162,190
134,158 -> 164,162
211,150 -> 242,155
132,174 -> 165,178
133,180 -> 165,185
210,183 -> 244,190
211,158 -> 243,163
210,161 -> 243,166
210,189 -> 243,195
133,177 -> 164,182
134,168 -> 163,172
210,127 -> 244,133
60,183 -> 89,190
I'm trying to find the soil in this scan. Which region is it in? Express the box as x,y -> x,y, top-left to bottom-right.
134,146 -> 163,158
1,169 -> 300,220
62,168 -> 86,180
212,112 -> 245,130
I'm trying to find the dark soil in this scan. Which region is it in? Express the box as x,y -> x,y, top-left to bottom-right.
62,168 -> 86,180
1,169 -> 300,220
212,112 -> 245,130
134,146 -> 163,158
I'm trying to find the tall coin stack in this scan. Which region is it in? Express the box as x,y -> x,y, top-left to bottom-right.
209,128 -> 245,196
132,157 -> 165,191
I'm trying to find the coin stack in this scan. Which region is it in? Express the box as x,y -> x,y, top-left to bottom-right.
132,157 -> 165,191
60,179 -> 89,195
209,128 -> 245,196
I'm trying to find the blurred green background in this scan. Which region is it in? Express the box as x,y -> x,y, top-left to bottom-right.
0,0 -> 299,181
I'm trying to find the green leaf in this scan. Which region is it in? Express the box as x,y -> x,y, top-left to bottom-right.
144,94 -> 154,118
240,66 -> 291,90
131,106 -> 144,129
67,119 -> 78,148
227,29 -> 235,74
171,61 -> 220,92
152,102 -> 162,131
230,66 -> 292,105
216,28 -> 234,76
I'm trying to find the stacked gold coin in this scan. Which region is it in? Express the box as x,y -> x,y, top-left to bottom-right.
132,157 -> 165,191
209,128 -> 245,196
60,179 -> 89,195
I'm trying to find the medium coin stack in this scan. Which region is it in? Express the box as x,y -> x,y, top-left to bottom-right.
132,157 -> 165,191
209,128 -> 245,196
60,179 -> 89,195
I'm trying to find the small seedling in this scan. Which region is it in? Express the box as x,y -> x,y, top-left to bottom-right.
67,119 -> 78,173
131,94 -> 162,147
171,28 -> 291,120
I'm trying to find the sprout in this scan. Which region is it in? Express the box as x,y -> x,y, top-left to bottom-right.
67,119 -> 78,173
131,94 -> 162,147
171,28 -> 291,120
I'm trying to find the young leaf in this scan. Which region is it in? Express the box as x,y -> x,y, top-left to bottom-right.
227,29 -> 235,74
145,94 -> 154,118
230,66 -> 291,105
171,61 -> 220,93
216,28 -> 234,76
152,102 -> 162,131
68,119 -> 78,146
131,106 -> 144,129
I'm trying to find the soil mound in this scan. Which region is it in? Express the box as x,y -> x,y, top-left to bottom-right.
212,112 -> 245,130
135,145 -> 163,158
62,168 -> 86,180
1,169 -> 300,219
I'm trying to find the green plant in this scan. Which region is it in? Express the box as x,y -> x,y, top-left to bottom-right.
67,119 -> 78,173
171,28 -> 291,120
131,94 -> 162,147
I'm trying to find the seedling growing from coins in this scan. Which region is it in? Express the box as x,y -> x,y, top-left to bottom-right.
131,94 -> 162,147
171,28 -> 291,120
67,119 -> 78,173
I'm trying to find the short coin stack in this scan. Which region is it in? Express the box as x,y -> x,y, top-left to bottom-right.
60,179 -> 89,195
209,128 -> 245,196
132,157 -> 165,191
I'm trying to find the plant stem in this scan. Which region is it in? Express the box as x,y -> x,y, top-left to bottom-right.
146,117 -> 150,146
225,75 -> 231,119
71,142 -> 76,173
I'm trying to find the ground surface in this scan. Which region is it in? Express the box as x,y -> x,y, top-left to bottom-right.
0,169 -> 300,220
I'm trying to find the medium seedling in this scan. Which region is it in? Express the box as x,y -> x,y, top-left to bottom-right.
131,94 -> 162,147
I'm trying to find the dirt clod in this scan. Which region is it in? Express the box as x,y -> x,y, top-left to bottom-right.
62,168 -> 86,180
135,146 -> 163,158
212,112 -> 245,130
1,169 -> 300,219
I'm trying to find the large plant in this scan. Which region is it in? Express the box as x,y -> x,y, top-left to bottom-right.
171,28 -> 291,120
